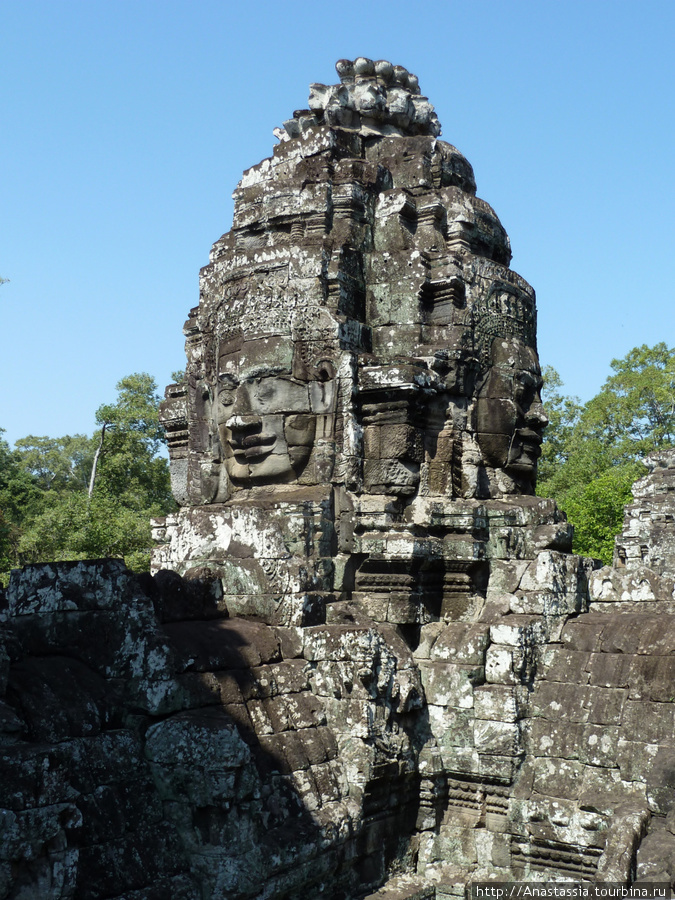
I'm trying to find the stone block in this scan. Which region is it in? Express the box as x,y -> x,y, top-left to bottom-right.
486,559 -> 529,597
629,654 -> 675,702
320,697 -> 374,738
509,589 -> 583,616
635,825 -> 675,881
473,720 -> 521,756
622,700 -> 675,743
222,702 -> 256,744
428,705 -> 475,749
6,656 -> 109,743
539,647 -> 591,684
477,753 -> 522,782
596,806 -> 651,882
420,661 -> 483,707
586,652 -> 633,689
579,724 -> 620,767
528,719 -> 584,760
560,616 -> 606,651
473,685 -> 519,722
309,660 -> 364,699
441,746 -> 482,779
532,757 -> 584,799
379,424 -> 424,461
386,594 -> 419,624
484,645 -> 523,685
257,660 -> 311,697
311,760 -> 342,802
489,615 -> 546,647
258,730 -> 310,774
284,692 -> 325,729
616,738 -> 660,783
528,681 -> 589,722
162,617 -> 281,671
637,618 -> 675,655
7,560 -> 130,615
577,765 -> 632,812
646,748 -> 675,815
274,627 -> 304,660
583,686 -> 627,725
429,824 -> 477,868
413,622 -> 445,660
430,623 -> 489,665
245,699 -> 275,735
302,625 -> 376,663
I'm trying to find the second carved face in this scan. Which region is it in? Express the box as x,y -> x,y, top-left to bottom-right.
474,337 -> 548,480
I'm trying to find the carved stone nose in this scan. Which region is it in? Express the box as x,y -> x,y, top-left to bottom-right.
528,404 -> 549,427
226,415 -> 260,430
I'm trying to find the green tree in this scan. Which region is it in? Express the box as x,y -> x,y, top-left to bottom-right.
0,429 -> 44,574
4,374 -> 175,579
89,373 -> 172,511
17,491 -> 159,572
0,429 -> 43,525
536,366 -> 582,487
15,434 -> 92,493
538,344 -> 675,564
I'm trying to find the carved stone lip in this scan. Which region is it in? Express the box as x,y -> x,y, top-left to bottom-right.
512,429 -> 543,464
232,433 -> 276,460
517,428 -> 543,446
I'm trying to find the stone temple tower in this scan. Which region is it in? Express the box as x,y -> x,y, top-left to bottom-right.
154,56 -> 550,633
147,59 -> 589,893
5,59 -> 675,900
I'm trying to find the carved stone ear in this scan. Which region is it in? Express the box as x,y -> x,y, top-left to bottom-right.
312,359 -> 336,383
199,460 -> 223,503
309,377 -> 336,415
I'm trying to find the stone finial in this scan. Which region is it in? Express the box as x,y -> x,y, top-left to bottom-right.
279,58 -> 440,140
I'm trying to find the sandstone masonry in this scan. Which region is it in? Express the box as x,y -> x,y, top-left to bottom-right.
2,61 -> 675,899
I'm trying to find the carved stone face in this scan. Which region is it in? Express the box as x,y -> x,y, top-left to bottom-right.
474,338 -> 548,476
215,336 -> 335,487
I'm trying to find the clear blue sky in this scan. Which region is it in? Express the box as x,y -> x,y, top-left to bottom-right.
2,0 -> 674,445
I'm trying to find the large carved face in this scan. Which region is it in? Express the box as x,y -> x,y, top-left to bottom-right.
474,337 -> 548,477
215,336 -> 335,487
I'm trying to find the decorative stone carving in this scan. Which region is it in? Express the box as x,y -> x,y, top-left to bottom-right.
5,60 -> 675,900
153,58 -> 550,648
159,58 -> 544,520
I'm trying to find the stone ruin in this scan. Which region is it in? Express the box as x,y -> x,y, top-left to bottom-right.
2,59 -> 675,899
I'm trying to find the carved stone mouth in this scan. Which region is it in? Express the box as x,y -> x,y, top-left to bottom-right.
242,433 -> 274,449
232,433 -> 276,460
511,430 -> 543,466
518,428 -> 543,446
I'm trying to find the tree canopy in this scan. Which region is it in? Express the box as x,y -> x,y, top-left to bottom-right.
537,343 -> 675,564
0,374 -> 175,583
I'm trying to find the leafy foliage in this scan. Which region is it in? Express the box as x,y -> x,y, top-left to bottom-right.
0,430 -> 44,573
0,374 -> 175,582
538,343 -> 675,564
15,434 -> 92,492
536,366 -> 583,486
91,373 -> 173,510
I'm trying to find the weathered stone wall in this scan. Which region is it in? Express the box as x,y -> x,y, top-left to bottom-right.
0,560 -> 197,899
3,470 -> 675,897
0,560 -> 432,899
